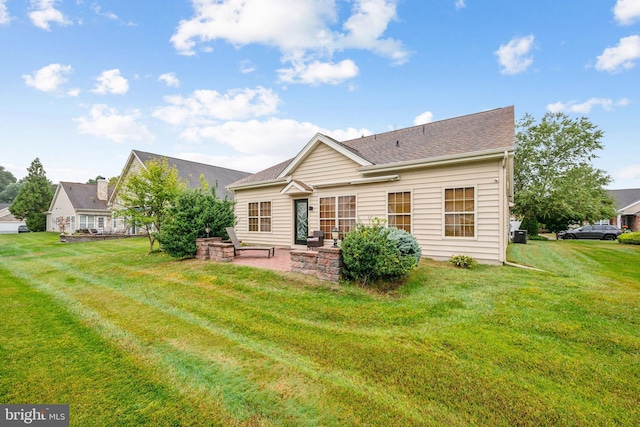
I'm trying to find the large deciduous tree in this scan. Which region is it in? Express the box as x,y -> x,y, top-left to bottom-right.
514,112 -> 616,235
114,158 -> 185,253
9,158 -> 53,231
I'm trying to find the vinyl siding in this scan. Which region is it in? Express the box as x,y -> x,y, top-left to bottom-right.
234,144 -> 510,264
47,188 -> 76,232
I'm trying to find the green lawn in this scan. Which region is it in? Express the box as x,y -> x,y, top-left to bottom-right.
1,233 -> 639,426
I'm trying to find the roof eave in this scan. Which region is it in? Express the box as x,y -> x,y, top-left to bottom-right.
227,177 -> 289,191
358,147 -> 514,174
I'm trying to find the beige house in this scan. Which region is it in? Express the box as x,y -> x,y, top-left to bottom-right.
47,178 -> 113,233
607,188 -> 640,232
109,150 -> 251,233
228,106 -> 515,265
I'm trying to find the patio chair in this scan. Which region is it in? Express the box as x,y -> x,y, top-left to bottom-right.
225,227 -> 275,258
306,230 -> 324,250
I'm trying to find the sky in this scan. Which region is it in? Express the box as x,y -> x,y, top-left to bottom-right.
1,0 -> 639,189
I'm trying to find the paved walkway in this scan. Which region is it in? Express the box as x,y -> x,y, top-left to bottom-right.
231,248 -> 293,272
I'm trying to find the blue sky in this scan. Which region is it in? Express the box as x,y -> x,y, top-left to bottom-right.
1,0 -> 639,189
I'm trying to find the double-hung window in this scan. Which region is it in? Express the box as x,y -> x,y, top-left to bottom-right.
444,187 -> 475,237
388,191 -> 411,232
319,195 -> 356,238
248,201 -> 271,232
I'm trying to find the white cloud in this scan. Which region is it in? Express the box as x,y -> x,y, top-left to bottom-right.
29,0 -> 71,31
0,0 -> 11,25
277,59 -> 359,85
67,88 -> 80,97
76,104 -> 155,143
158,72 -> 180,88
414,111 -> 434,125
170,0 -> 409,85
547,98 -> 629,114
178,117 -> 369,161
239,60 -> 256,74
92,69 -> 129,94
91,4 -> 118,20
153,87 -> 281,125
455,0 -> 466,10
614,0 -> 640,26
494,35 -> 535,75
596,35 -> 640,73
617,164 -> 640,181
22,63 -> 72,92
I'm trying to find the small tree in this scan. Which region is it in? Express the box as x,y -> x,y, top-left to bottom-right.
114,158 -> 185,253
158,187 -> 236,258
9,158 -> 53,232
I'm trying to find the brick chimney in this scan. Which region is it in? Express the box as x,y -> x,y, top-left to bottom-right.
97,176 -> 108,201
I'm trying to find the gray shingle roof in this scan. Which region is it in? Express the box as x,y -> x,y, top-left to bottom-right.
229,106 -> 514,187
607,188 -> 640,209
59,182 -> 113,211
133,150 -> 251,199
340,106 -> 514,165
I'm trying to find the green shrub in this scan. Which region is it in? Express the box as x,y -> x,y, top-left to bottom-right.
341,219 -> 421,286
158,188 -> 235,258
618,231 -> 640,245
527,234 -> 549,241
519,216 -> 539,237
386,227 -> 422,263
449,254 -> 477,268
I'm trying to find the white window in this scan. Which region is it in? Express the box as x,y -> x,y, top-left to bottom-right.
388,191 -> 411,232
248,202 -> 271,232
319,195 -> 356,238
444,187 -> 475,237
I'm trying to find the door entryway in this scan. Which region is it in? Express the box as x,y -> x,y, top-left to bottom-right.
294,199 -> 308,245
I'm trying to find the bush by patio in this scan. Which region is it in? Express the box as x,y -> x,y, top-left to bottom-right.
618,231 -> 640,245
341,219 -> 421,286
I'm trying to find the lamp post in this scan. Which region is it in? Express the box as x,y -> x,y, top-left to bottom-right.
205,224 -> 210,238
331,226 -> 339,247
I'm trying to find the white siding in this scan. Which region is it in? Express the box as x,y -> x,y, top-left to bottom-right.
235,143 -> 511,264
47,188 -> 77,232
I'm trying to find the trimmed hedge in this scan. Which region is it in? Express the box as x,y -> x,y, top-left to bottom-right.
618,232 -> 640,245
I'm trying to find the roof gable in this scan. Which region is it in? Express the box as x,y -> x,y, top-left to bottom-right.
277,133 -> 372,178
54,182 -> 113,211
607,188 -> 640,210
111,150 -> 251,202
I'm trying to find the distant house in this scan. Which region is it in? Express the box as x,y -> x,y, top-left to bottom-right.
0,203 -> 27,234
46,178 -> 113,233
608,188 -> 640,232
109,150 -> 251,233
228,106 -> 515,265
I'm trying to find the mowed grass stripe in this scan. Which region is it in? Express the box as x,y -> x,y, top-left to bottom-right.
2,245 -> 457,425
0,264 -> 243,426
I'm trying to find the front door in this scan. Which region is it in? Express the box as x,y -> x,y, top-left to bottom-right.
294,199 -> 309,245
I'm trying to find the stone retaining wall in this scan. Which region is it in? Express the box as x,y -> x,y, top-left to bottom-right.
291,247 -> 342,282
195,237 -> 235,262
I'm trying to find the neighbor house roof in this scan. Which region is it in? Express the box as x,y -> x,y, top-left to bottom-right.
607,188 -> 640,211
130,150 -> 251,198
0,203 -> 20,222
55,182 -> 114,212
229,106 -> 515,188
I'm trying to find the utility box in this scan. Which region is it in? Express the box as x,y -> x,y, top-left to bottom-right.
513,230 -> 527,244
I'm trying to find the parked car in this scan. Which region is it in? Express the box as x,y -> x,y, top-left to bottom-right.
18,225 -> 30,233
558,225 -> 622,240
